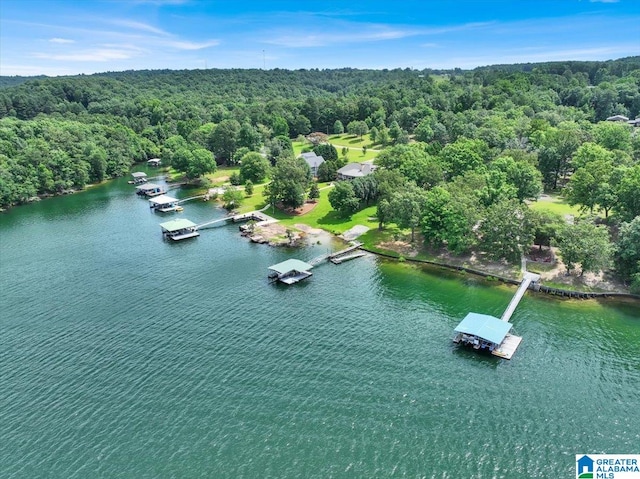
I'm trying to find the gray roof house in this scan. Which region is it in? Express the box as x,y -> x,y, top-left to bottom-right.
300,152 -> 325,176
606,114 -> 629,122
337,161 -> 377,180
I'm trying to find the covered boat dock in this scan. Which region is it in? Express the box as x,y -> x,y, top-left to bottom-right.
160,218 -> 199,241
130,172 -> 148,184
147,158 -> 162,167
149,194 -> 182,212
453,312 -> 521,360
136,182 -> 166,197
268,259 -> 314,285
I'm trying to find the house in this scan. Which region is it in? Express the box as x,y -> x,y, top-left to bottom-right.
336,161 -> 377,180
300,152 -> 325,176
628,118 -> 640,127
147,158 -> 162,167
606,114 -> 629,122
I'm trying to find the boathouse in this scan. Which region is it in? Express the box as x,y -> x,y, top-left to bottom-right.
136,182 -> 166,197
149,194 -> 182,212
453,312 -> 511,351
159,218 -> 199,241
147,158 -> 162,166
131,172 -> 148,184
268,259 -> 314,284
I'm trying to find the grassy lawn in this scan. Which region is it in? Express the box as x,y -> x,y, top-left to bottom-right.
205,166 -> 240,185
294,135 -> 381,163
528,194 -> 584,217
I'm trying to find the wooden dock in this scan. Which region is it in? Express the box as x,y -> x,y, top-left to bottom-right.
454,271 -> 540,360
196,210 -> 276,230
330,252 -> 366,264
328,242 -> 363,263
500,272 -> 540,322
491,334 -> 523,360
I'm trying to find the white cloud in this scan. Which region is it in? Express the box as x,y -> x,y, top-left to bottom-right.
49,38 -> 75,44
263,21 -> 491,48
32,48 -> 139,62
109,19 -> 170,36
161,39 -> 220,50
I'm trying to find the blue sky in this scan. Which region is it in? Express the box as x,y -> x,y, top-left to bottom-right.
1,0 -> 638,76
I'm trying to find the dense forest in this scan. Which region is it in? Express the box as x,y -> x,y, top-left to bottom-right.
1,57 -> 639,290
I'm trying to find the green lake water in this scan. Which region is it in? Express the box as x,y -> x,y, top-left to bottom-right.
1,176 -> 639,478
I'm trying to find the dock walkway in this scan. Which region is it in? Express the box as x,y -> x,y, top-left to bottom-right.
500,272 -> 540,322
196,210 -> 276,230
308,242 -> 365,266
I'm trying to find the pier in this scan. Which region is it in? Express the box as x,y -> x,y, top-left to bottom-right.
328,242 -> 364,264
308,242 -> 365,266
176,194 -> 210,204
196,210 -> 275,230
500,272 -> 540,322
453,270 -> 540,360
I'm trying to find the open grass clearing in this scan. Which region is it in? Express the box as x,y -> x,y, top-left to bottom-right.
528,194 -> 584,217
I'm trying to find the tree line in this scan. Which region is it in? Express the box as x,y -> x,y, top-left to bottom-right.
0,59 -> 638,290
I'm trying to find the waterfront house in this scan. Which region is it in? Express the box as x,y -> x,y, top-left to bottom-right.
606,114 -> 629,122
337,161 -> 377,180
300,152 -> 325,177
147,158 -> 162,166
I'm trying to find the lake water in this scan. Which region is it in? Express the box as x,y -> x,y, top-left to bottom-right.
1,176 -> 639,478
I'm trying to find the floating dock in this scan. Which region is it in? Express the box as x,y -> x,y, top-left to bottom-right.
130,172 -> 148,184
160,218 -> 199,241
268,259 -> 314,285
328,242 -> 364,264
453,271 -> 539,359
149,194 -> 183,212
136,182 -> 166,197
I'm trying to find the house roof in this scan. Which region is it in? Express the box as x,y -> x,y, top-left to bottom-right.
337,161 -> 376,178
268,259 -> 313,275
606,115 -> 629,121
300,152 -> 325,169
131,172 -> 147,178
147,158 -> 161,163
454,312 -> 512,345
159,218 -> 197,232
148,194 -> 179,205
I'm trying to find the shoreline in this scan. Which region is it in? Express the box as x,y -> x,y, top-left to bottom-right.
359,245 -> 640,302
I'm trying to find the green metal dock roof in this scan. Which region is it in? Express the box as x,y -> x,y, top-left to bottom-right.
268,259 -> 313,274
454,312 -> 512,345
159,218 -> 197,232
